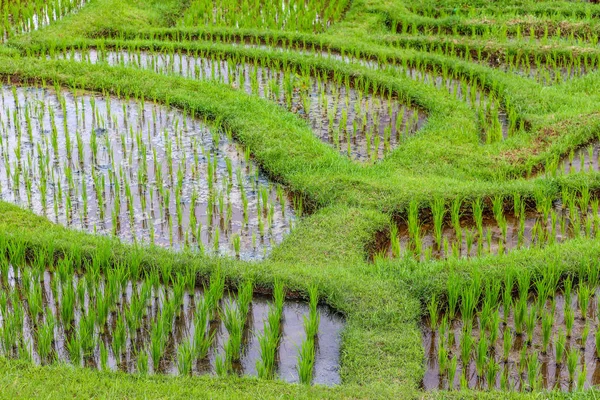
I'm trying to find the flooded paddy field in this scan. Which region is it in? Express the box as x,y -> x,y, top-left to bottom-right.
0,256 -> 344,384
53,49 -> 427,161
423,271 -> 600,391
0,85 -> 296,259
382,193 -> 600,261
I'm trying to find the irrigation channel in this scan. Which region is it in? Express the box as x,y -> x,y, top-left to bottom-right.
423,270 -> 600,391
381,191 -> 600,261
0,257 -> 343,384
0,85 -> 296,259
52,49 -> 427,161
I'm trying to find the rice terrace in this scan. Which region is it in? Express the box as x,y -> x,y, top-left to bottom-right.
2,0 -> 600,398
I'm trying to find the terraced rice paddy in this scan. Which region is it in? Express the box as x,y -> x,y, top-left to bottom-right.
0,0 -> 88,41
424,268 -> 600,391
1,0 -> 600,398
383,190 -> 600,261
181,0 -> 351,32
0,245 -> 343,384
0,85 -> 295,259
51,48 -> 426,161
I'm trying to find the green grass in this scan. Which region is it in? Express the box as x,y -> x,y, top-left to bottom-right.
0,0 -> 599,398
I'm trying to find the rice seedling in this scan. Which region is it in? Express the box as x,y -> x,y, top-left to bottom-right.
137,349 -> 149,375
541,312 -> 553,354
581,323 -> 590,350
460,281 -> 479,325
67,334 -> 82,367
577,364 -> 587,391
471,198 -> 484,238
487,358 -> 499,390
215,354 -> 229,377
192,300 -> 214,360
298,337 -> 316,384
36,317 -> 54,364
475,336 -> 487,378
177,341 -> 194,376
447,276 -> 460,321
431,197 -> 446,248
437,339 -> 448,375
221,300 -> 244,363
427,294 -> 438,329
526,352 -> 540,391
460,330 -> 473,368
565,306 -> 575,338
450,197 -> 463,243
525,308 -> 537,344
567,348 -> 579,382
556,330 -> 567,365
578,284 -> 592,319
257,299 -> 284,380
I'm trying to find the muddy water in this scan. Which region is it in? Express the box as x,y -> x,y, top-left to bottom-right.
387,201 -> 600,261
55,49 -> 427,161
0,86 -> 295,259
560,141 -> 600,174
423,290 -> 600,391
1,265 -> 343,384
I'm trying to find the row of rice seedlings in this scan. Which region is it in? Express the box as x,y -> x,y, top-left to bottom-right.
0,82 -> 296,259
496,52 -> 598,86
407,3 -> 599,21
255,280 -> 284,379
390,12 -> 600,46
39,39 -> 515,145
153,16 -> 597,90
0,244 -> 341,383
181,0 -> 350,33
424,263 -> 600,391
48,46 -> 426,162
89,27 -> 600,86
289,41 -> 514,140
385,188 -> 600,261
383,29 -> 600,87
298,285 -> 319,384
315,50 -> 517,140
541,140 -> 600,176
215,279 -> 253,374
214,38 -> 518,142
0,0 -> 88,41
